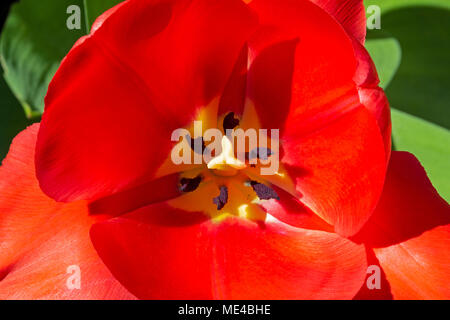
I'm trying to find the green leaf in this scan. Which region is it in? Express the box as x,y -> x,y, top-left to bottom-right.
0,0 -> 125,117
83,0 -> 124,32
391,108 -> 450,202
364,0 -> 450,13
364,0 -> 450,129
0,65 -> 34,160
365,34 -> 401,89
0,0 -> 85,117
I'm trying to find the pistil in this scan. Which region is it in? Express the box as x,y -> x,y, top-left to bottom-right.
207,136 -> 245,176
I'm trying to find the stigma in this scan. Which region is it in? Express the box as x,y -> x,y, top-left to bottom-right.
207,136 -> 245,176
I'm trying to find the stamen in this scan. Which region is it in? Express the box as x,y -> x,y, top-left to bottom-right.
186,135 -> 206,154
213,186 -> 228,210
179,176 -> 202,193
250,181 -> 280,200
245,147 -> 274,161
223,112 -> 240,131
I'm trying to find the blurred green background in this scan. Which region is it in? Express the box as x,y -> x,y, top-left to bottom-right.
0,0 -> 449,201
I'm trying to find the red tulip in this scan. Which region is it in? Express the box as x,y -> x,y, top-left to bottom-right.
0,0 -> 448,299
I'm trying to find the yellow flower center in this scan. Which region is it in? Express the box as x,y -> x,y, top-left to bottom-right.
155,103 -> 298,223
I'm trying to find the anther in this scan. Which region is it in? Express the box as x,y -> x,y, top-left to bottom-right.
213,186 -> 228,210
179,176 -> 202,193
223,112 -> 240,131
249,181 -> 280,200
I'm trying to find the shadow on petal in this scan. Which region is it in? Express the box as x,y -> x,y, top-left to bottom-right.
352,151 -> 450,248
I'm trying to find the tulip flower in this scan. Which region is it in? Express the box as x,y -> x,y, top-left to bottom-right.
0,0 -> 448,299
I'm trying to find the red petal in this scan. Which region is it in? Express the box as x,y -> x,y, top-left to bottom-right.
309,0 -> 366,44
353,248 -> 394,300
218,44 -> 249,117
352,38 -> 379,87
353,152 -> 450,247
36,0 -> 258,202
91,203 -> 368,299
259,185 -> 334,232
247,0 -> 359,132
88,173 -> 181,217
375,226 -> 450,300
352,36 -> 391,158
358,87 -> 391,159
92,205 -> 213,300
90,0 -> 127,33
244,1 -> 387,237
282,106 -> 387,237
0,125 -> 134,299
353,152 -> 450,299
